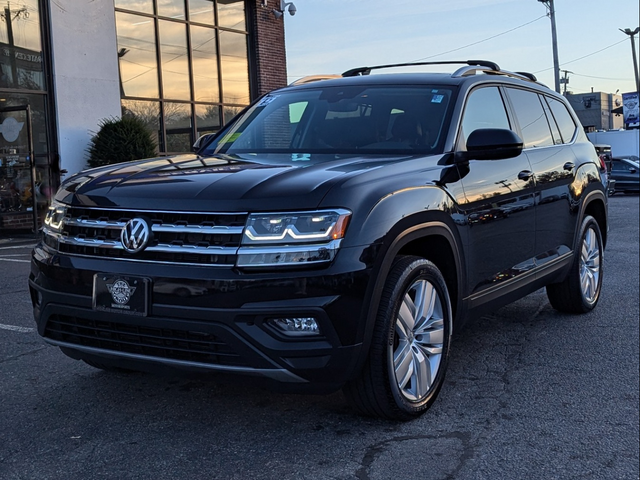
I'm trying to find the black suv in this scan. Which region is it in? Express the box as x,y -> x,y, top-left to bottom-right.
30,60 -> 608,420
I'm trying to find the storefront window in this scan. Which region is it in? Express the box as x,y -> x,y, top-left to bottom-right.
0,2 -> 44,91
158,20 -> 190,101
219,30 -> 249,104
116,12 -> 159,99
1,0 -> 52,232
115,0 -> 250,154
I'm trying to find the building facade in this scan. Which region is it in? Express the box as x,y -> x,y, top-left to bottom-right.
565,91 -> 625,132
0,0 -> 286,232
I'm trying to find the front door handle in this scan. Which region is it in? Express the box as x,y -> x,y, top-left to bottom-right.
518,170 -> 533,181
563,162 -> 575,171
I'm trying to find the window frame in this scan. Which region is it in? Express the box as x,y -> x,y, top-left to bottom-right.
115,0 -> 252,154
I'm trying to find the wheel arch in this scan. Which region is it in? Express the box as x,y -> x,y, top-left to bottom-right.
353,212 -> 465,378
579,191 -> 608,249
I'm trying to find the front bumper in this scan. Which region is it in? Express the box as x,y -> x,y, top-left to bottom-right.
29,243 -> 372,391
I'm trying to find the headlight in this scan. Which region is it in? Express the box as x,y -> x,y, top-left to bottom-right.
43,202 -> 67,232
242,209 -> 351,245
237,209 -> 351,267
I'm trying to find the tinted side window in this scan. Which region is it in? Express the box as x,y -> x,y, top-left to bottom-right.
506,88 -> 554,148
546,97 -> 577,143
461,87 -> 510,145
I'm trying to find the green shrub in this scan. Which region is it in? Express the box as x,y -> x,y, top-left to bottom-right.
87,116 -> 157,168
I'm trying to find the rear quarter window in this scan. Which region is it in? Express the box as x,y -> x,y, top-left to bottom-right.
545,96 -> 577,144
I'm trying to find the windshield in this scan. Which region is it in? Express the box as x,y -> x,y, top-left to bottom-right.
200,85 -> 455,157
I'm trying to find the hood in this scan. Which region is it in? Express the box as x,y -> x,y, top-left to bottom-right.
55,153 -> 434,212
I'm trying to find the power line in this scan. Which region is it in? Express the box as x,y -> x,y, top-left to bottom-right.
534,38 -> 628,72
409,15 -> 547,62
572,72 -> 631,81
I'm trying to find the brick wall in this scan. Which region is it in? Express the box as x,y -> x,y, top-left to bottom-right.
251,1 -> 288,96
0,213 -> 35,231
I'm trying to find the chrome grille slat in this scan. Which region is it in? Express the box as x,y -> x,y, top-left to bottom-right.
47,207 -> 247,265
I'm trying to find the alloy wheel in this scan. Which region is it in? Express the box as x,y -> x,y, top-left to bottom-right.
392,278 -> 444,402
579,226 -> 601,304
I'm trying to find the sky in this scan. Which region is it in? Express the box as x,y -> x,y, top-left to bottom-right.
282,0 -> 640,95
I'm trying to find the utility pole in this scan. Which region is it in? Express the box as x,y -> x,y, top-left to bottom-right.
619,27 -> 640,94
560,69 -> 572,95
538,0 -> 561,94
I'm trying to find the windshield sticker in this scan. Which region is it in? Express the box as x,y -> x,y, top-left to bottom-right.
431,94 -> 445,104
292,153 -> 311,162
257,95 -> 278,107
220,132 -> 242,144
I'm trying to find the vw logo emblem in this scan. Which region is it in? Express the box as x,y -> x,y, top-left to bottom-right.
121,218 -> 151,254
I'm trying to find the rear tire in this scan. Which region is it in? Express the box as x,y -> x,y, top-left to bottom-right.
546,215 -> 603,313
343,256 -> 453,420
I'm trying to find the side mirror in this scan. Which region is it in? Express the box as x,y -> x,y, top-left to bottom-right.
193,133 -> 215,152
630,167 -> 637,174
457,128 -> 524,162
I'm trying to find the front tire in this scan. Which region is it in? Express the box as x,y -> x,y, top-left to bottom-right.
344,256 -> 453,420
546,215 -> 603,313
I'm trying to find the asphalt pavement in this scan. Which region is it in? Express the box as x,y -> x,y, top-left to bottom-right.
0,195 -> 638,480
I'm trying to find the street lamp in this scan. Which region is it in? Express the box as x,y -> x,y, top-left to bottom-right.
619,27 -> 640,94
538,0 -> 561,94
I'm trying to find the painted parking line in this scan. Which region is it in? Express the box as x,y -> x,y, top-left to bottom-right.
0,258 -> 30,263
0,323 -> 35,333
0,244 -> 36,250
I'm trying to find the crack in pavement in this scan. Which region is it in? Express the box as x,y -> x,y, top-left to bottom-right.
0,346 -> 48,364
355,431 -> 475,480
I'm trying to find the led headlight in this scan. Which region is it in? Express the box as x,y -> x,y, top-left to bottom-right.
43,202 -> 67,232
242,209 -> 351,245
237,209 -> 351,267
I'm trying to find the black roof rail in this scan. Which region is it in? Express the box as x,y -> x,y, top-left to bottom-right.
342,60 -> 500,77
514,71 -> 538,82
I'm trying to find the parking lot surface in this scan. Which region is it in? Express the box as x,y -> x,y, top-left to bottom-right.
0,195 -> 638,480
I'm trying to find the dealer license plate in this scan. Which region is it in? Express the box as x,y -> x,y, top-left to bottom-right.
92,274 -> 150,317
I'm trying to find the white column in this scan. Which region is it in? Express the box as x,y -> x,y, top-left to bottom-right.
48,1 -> 121,176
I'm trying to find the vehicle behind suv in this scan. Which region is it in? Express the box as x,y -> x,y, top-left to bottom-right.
30,60 -> 608,420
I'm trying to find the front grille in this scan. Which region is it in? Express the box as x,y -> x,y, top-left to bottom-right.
45,315 -> 247,367
46,207 -> 247,265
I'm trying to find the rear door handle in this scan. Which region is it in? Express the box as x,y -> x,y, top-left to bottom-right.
563,162 -> 575,171
518,170 -> 533,181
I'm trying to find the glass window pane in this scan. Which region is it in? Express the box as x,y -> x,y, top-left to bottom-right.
217,0 -> 246,30
191,26 -> 219,102
116,12 -> 159,98
122,100 -> 161,152
461,87 -> 510,144
219,30 -> 249,104
506,88 -> 554,149
546,97 -> 577,144
189,0 -> 215,25
0,2 -> 44,90
195,104 -> 221,135
115,0 -> 153,14
158,20 -> 191,100
165,102 -> 192,152
157,0 -> 185,19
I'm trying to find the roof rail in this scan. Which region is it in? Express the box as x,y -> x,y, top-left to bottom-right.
340,60 -> 545,86
451,66 -> 543,85
342,60 -> 500,77
289,74 -> 342,86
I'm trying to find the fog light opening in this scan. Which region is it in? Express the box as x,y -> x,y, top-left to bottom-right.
267,317 -> 320,336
